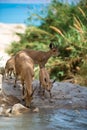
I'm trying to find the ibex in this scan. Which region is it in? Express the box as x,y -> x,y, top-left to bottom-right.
4,56 -> 15,79
23,42 -> 58,68
39,67 -> 56,98
14,51 -> 35,107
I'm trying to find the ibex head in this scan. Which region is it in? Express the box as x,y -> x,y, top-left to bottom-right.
44,78 -> 56,98
44,78 -> 56,91
23,87 -> 36,108
49,43 -> 58,56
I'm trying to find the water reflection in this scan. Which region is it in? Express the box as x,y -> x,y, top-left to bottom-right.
0,109 -> 87,130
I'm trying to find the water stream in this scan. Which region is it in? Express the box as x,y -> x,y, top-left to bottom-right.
0,109 -> 87,130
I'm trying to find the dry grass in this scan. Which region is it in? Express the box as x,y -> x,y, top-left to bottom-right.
74,75 -> 87,86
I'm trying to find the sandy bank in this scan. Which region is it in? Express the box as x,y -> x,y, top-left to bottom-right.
0,23 -> 26,51
0,23 -> 26,67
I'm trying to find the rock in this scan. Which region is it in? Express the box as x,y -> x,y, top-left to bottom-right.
0,74 -> 3,83
0,107 -> 12,117
33,107 -> 39,113
6,108 -> 12,114
1,104 -> 6,107
11,103 -> 30,115
68,101 -> 72,104
0,107 -> 4,115
5,108 -> 12,117
3,95 -> 20,106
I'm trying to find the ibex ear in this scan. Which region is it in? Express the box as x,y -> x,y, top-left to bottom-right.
49,42 -> 54,49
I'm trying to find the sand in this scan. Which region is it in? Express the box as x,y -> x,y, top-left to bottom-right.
0,23 -> 26,67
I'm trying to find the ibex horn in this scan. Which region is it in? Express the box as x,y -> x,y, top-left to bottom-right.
30,87 -> 37,97
22,90 -> 27,99
52,78 -> 56,83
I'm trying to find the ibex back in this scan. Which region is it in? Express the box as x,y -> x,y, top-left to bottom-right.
22,43 -> 58,68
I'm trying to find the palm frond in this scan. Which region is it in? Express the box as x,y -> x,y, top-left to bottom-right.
78,7 -> 86,18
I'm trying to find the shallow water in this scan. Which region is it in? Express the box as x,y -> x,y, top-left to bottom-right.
0,109 -> 87,130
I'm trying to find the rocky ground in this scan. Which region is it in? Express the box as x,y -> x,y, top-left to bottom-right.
0,75 -> 87,116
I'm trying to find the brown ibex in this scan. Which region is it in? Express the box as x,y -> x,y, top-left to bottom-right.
14,51 -> 35,107
39,67 -> 56,98
23,42 -> 58,68
4,56 -> 15,79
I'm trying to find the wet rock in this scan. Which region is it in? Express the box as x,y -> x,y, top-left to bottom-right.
0,107 -> 4,115
5,108 -> 12,117
5,95 -> 20,105
33,107 -> 39,113
0,93 -> 20,108
6,108 -> 12,114
11,103 -> 30,115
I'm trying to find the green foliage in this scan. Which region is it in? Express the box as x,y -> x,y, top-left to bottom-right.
40,0 -> 77,32
7,26 -> 52,55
